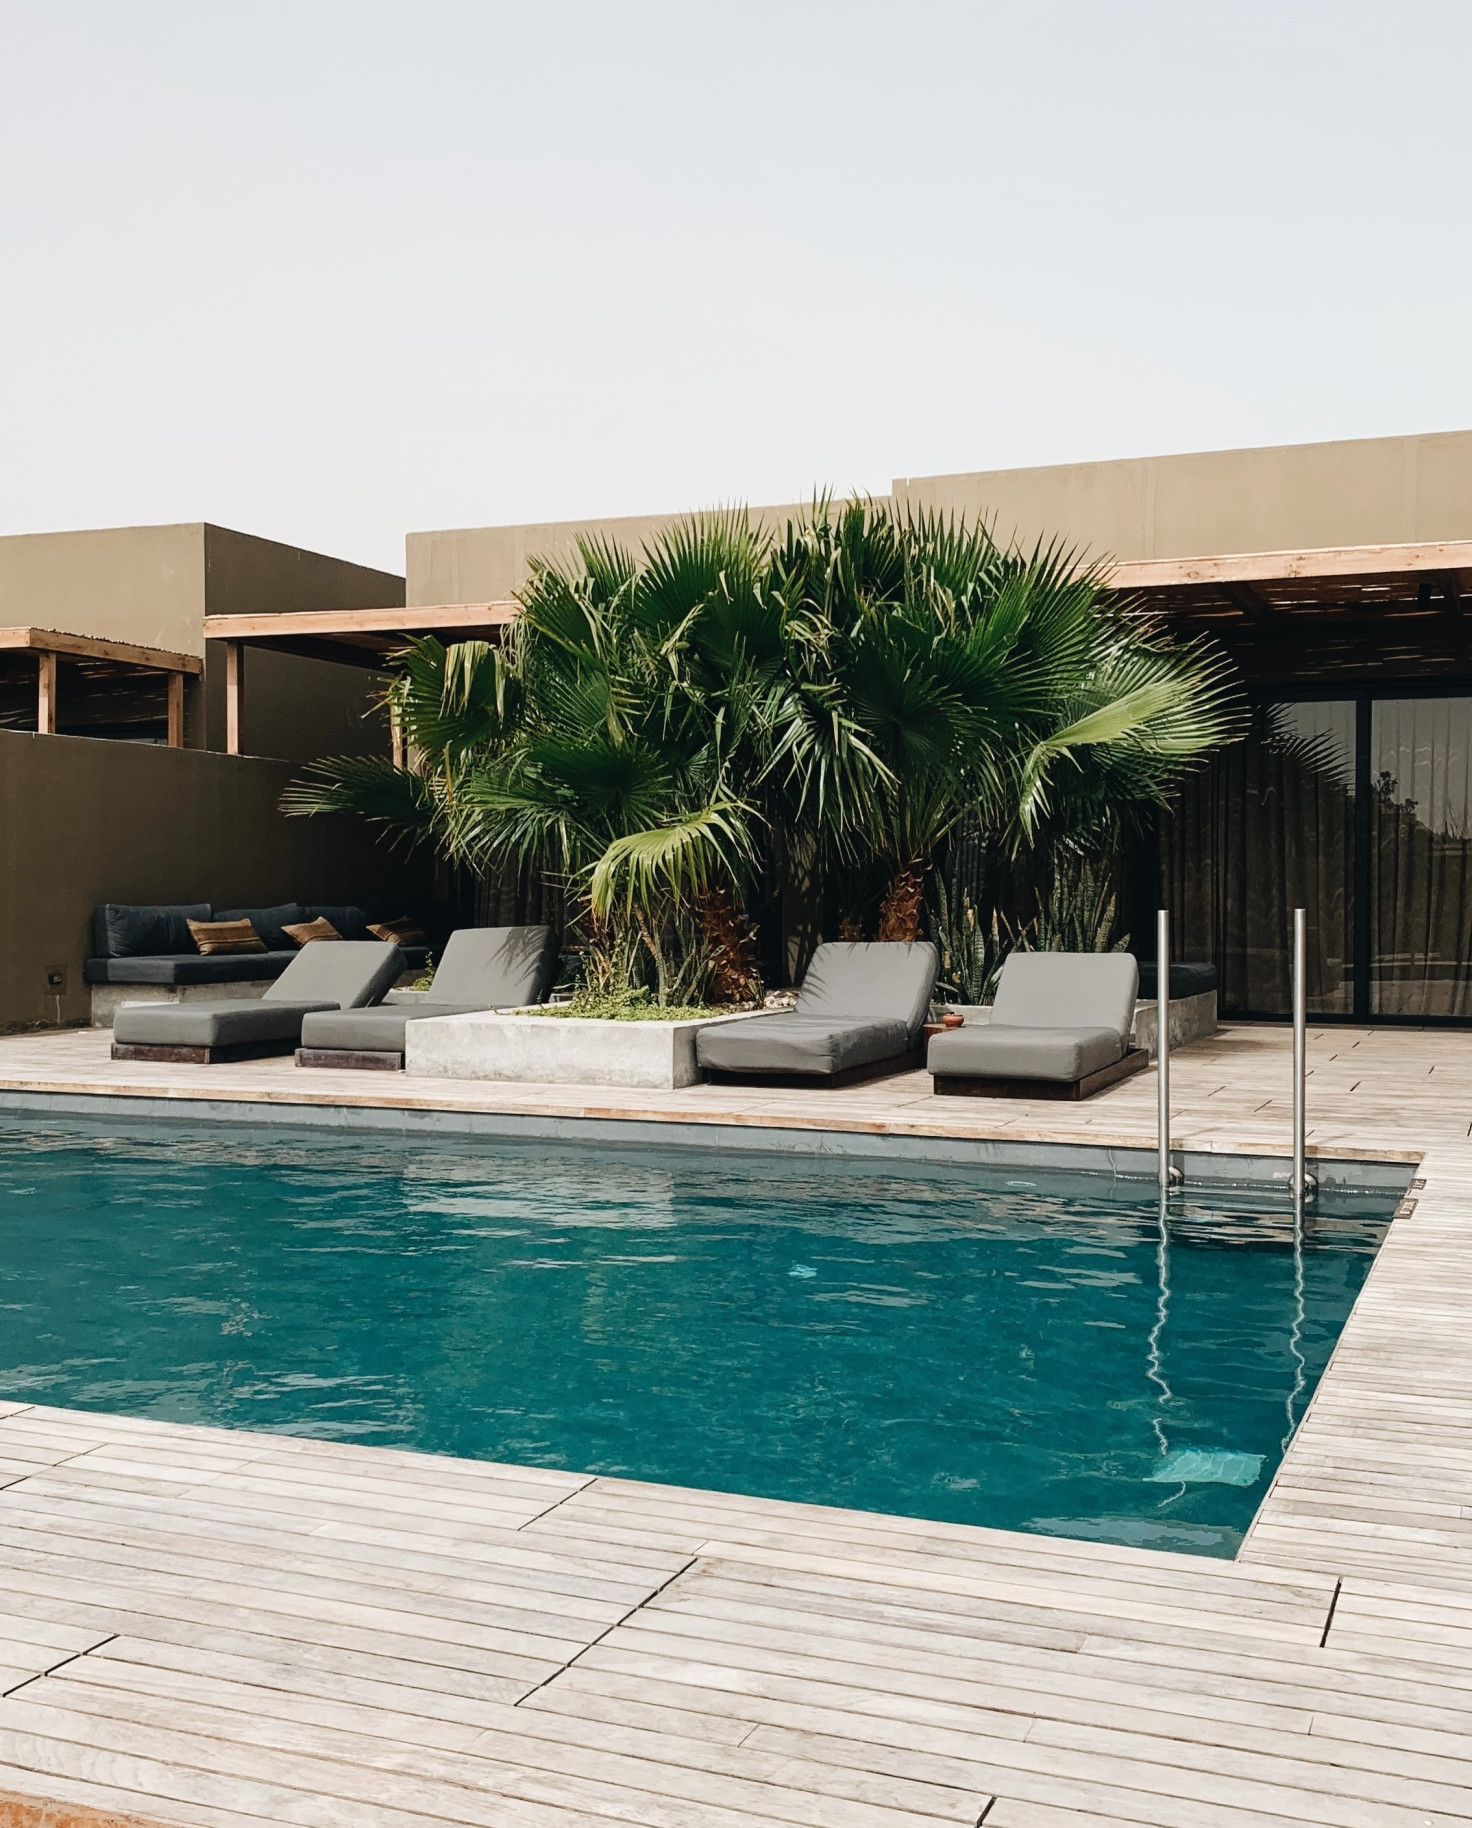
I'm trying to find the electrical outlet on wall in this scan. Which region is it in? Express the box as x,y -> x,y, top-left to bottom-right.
46,967 -> 68,993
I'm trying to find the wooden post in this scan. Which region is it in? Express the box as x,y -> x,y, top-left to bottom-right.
166,671 -> 185,748
224,642 -> 242,755
36,651 -> 56,734
391,708 -> 406,770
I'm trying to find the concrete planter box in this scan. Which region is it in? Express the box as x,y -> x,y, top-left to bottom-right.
942,990 -> 1216,1061
404,1010 -> 766,1090
1129,990 -> 1218,1058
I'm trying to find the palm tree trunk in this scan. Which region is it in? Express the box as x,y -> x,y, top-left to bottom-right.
695,888 -> 763,1004
877,862 -> 926,942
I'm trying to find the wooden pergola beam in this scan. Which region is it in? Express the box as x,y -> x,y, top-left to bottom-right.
0,627 -> 202,673
1108,538 -> 1472,593
201,602 -> 518,644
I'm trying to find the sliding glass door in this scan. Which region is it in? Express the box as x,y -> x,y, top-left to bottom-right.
1371,698 -> 1472,1017
1168,689 -> 1472,1023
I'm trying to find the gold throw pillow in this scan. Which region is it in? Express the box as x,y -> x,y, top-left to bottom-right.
367,916 -> 428,946
186,918 -> 266,956
281,917 -> 343,945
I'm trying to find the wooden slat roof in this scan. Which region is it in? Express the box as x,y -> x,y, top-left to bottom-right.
0,627 -> 201,674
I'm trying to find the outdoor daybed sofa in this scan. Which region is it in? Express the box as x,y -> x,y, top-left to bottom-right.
296,925 -> 559,1070
927,951 -> 1146,1100
697,940 -> 939,1087
112,941 -> 405,1065
86,902 -> 430,990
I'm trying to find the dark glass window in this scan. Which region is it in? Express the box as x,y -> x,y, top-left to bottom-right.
1371,698 -> 1472,1017
1166,689 -> 1472,1023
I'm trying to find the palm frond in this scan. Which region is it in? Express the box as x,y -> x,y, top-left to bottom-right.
589,803 -> 755,918
281,757 -> 442,853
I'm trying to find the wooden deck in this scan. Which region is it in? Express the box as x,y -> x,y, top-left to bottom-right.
0,1023 -> 1467,1825
0,1019 -> 1461,1161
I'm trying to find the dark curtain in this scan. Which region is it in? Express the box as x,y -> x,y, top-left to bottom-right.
1166,701 -> 1355,1016
1372,699 -> 1472,1017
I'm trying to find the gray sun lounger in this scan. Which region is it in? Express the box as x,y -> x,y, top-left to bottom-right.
928,951 -> 1146,1100
697,940 -> 938,1086
112,941 -> 405,1065
295,925 -> 559,1070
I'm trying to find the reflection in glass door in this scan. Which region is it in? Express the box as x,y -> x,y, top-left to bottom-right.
1372,699 -> 1472,1017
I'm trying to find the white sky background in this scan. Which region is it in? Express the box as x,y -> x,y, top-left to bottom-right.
1,1 -> 1469,574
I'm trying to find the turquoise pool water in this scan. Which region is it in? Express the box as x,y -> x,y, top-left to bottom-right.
0,1117 -> 1396,1556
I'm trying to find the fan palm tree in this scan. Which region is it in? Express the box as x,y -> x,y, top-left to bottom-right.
769,498 -> 1242,940
287,513 -> 800,1002
286,498 -> 1242,988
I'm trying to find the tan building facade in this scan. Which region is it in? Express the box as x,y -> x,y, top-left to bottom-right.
404,431 -> 1472,1030
0,522 -> 403,762
407,429 -> 1472,602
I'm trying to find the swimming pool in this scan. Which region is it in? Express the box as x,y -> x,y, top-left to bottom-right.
0,1115 -> 1401,1557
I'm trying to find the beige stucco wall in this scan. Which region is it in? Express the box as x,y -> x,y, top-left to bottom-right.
0,523 -> 206,656
0,729 -> 433,1032
0,522 -> 405,763
410,431 -> 1472,599
406,502 -> 815,606
199,525 -> 403,762
895,429 -> 1472,562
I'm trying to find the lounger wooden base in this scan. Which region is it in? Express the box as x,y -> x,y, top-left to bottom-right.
111,1040 -> 294,1066
295,1047 -> 403,1072
704,1048 -> 926,1091
933,1047 -> 1151,1101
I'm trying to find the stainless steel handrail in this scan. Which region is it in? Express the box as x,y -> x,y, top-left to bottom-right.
1157,907 -> 1171,1199
1293,905 -> 1307,1208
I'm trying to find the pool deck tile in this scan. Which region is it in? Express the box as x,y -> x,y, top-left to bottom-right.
0,1023 -> 1466,1822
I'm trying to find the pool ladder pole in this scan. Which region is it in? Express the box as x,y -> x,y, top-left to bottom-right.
1292,907 -> 1316,1208
1157,909 -> 1180,1197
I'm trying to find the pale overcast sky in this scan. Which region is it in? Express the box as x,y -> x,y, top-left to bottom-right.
2,1 -> 1468,573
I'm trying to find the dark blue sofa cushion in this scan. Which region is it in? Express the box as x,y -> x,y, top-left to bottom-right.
93,903 -> 211,959
298,905 -> 370,941
85,950 -> 297,986
212,904 -> 304,951
84,944 -> 428,987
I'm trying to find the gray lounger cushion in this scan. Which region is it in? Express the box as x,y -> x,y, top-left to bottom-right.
926,1022 -> 1124,1082
696,1013 -> 909,1075
113,941 -> 404,1048
298,926 -> 559,1053
425,925 -> 559,1006
113,998 -> 341,1049
300,1002 -> 486,1052
928,951 -> 1138,1084
989,951 -> 1138,1034
695,940 -> 938,1076
794,941 -> 938,1040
